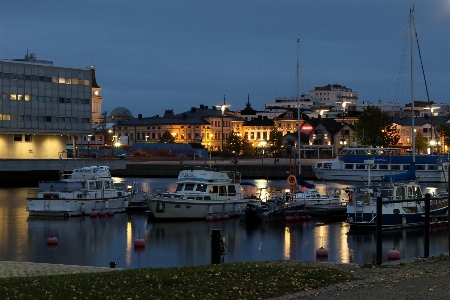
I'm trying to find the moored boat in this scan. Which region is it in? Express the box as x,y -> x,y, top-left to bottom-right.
312,146 -> 449,183
27,166 -> 133,217
145,167 -> 260,220
345,180 -> 448,230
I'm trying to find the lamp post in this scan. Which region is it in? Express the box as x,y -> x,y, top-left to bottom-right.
337,101 -> 349,146
87,134 -> 92,156
215,96 -> 230,162
424,106 -> 440,154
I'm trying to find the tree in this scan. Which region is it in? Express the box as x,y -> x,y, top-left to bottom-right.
354,106 -> 400,147
415,131 -> 428,153
160,130 -> 175,143
268,125 -> 284,154
436,123 -> 450,150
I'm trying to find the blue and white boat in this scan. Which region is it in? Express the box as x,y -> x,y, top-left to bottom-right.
345,179 -> 448,230
312,146 -> 450,183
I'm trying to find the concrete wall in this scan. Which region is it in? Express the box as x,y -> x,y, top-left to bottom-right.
0,134 -> 67,158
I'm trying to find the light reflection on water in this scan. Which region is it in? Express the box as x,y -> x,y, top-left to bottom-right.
0,178 -> 448,269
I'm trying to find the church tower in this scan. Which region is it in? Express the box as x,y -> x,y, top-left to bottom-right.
90,63 -> 104,124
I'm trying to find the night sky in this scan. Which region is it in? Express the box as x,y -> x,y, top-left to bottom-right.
1,0 -> 449,117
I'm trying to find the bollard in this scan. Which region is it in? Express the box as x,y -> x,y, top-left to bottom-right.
211,229 -> 221,264
109,262 -> 117,268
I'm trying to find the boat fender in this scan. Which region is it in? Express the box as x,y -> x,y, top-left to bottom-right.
348,191 -> 353,203
80,204 -> 86,214
445,165 -> 448,171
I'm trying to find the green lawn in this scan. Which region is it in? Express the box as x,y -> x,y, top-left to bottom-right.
0,261 -> 354,299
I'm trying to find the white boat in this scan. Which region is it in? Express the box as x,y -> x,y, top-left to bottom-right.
345,180 -> 448,230
27,166 -> 133,217
294,187 -> 342,206
313,146 -> 449,183
145,167 -> 260,220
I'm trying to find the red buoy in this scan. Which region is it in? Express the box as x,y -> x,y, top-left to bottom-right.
306,215 -> 312,221
107,211 -> 114,217
222,214 -> 230,220
213,215 -> 222,220
293,215 -> 300,221
89,212 -> 97,218
387,249 -> 400,260
316,247 -> 329,256
300,215 -> 307,221
285,216 -> 294,222
134,238 -> 145,247
98,211 -> 106,217
47,237 -> 58,245
206,215 -> 214,221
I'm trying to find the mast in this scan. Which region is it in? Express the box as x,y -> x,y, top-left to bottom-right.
297,38 -> 301,176
410,8 -> 415,162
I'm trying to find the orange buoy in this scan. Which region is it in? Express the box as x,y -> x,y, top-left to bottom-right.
47,237 -> 58,245
316,247 -> 329,256
98,211 -> 106,217
387,249 -> 400,260
107,211 -> 114,217
285,216 -> 294,222
89,212 -> 97,218
222,214 -> 229,220
206,215 -> 214,221
213,215 -> 222,220
134,238 -> 145,247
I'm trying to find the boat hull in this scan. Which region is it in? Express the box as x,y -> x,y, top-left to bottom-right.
146,197 -> 255,220
27,197 -> 130,217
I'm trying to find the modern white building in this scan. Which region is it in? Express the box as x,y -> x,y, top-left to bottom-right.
0,53 -> 92,158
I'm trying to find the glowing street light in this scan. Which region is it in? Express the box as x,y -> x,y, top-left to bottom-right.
215,96 -> 230,161
87,134 -> 92,155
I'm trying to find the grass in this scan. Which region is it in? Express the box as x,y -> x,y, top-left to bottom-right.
0,261 -> 354,299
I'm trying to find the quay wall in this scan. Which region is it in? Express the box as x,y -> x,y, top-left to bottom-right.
111,163 -> 317,180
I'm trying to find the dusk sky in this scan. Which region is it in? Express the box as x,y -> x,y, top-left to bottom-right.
1,1 -> 449,117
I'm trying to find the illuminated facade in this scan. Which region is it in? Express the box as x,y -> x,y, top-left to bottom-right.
0,54 -> 92,158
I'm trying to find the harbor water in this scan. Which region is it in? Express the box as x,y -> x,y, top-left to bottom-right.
0,178 -> 448,269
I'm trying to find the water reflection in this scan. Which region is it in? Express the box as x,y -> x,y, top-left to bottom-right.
0,178 -> 448,269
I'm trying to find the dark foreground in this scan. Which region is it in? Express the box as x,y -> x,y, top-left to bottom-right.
1,255 -> 450,299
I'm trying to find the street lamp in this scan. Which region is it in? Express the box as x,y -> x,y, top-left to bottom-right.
215,95 -> 230,161
424,106 -> 440,154
87,134 -> 92,156
112,135 -> 117,155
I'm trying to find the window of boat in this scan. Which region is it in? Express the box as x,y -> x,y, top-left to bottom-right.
391,165 -> 401,170
428,165 -> 437,170
104,181 -> 111,189
88,181 -> 96,190
228,185 -> 236,196
210,186 -> 218,193
187,196 -> 195,199
195,184 -> 207,192
380,188 -> 394,198
344,164 -> 354,169
96,181 -> 102,189
76,194 -> 82,198
184,184 -> 195,191
416,165 -> 426,170
356,164 -> 365,169
403,165 -> 409,170
324,163 -> 332,169
412,186 -> 422,198
316,163 -> 322,168
204,196 -> 211,200
396,187 -> 406,198
219,186 -> 227,196
176,184 -> 183,192
379,164 -> 389,170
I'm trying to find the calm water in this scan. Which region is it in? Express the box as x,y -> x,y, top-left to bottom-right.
0,178 -> 448,269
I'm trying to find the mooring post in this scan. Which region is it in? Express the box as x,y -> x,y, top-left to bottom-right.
376,196 -> 382,265
424,193 -> 430,258
448,166 -> 450,253
211,229 -> 221,264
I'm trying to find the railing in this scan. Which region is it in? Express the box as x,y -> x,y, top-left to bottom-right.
375,193 -> 449,265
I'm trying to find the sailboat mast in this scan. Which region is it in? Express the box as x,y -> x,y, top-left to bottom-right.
297,38 -> 301,176
410,8 -> 415,162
